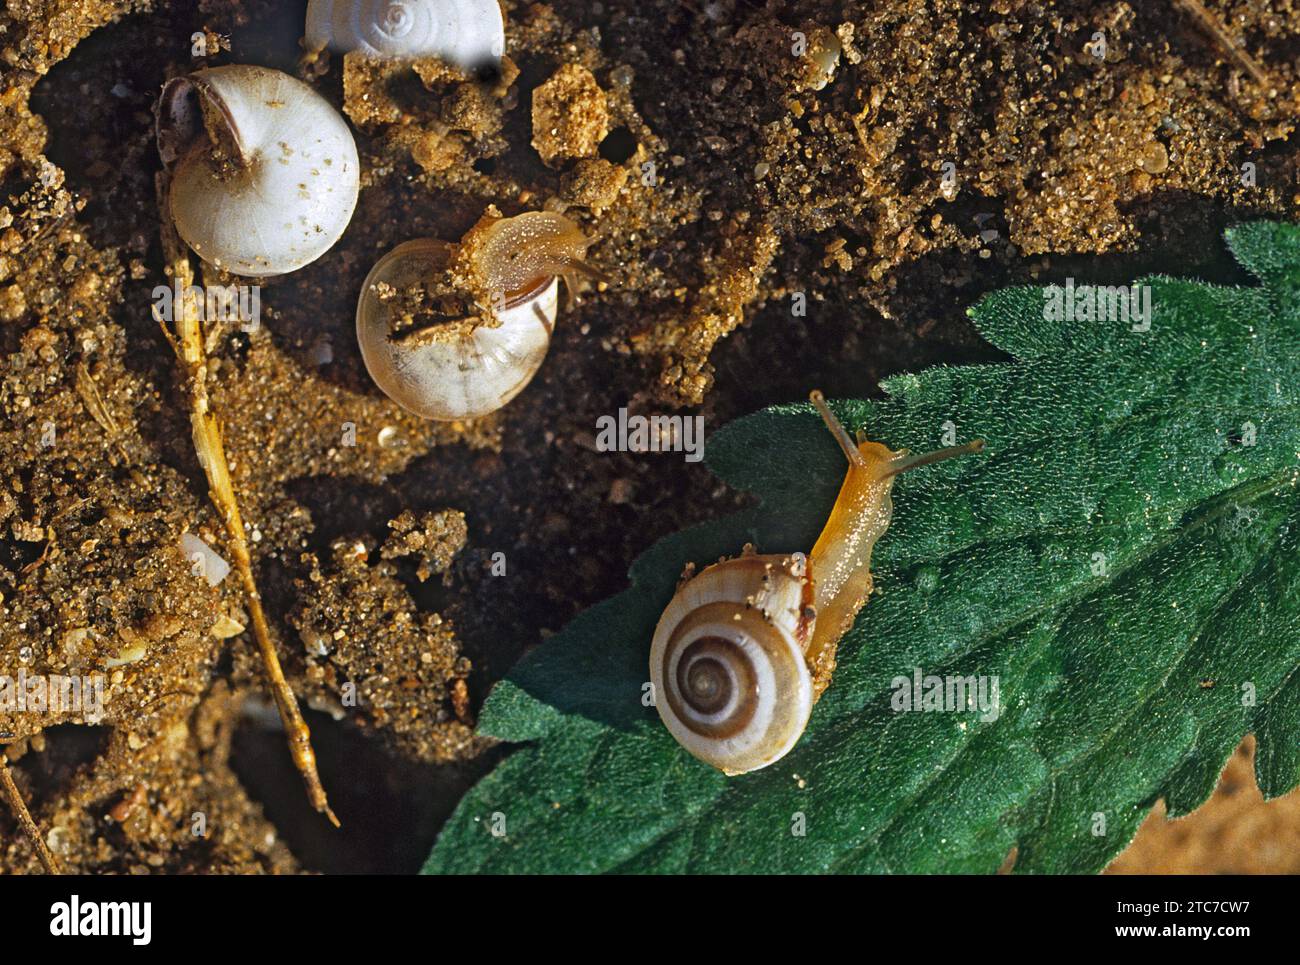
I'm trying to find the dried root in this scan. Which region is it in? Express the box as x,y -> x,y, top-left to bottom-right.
155,174 -> 337,827
0,748 -> 62,874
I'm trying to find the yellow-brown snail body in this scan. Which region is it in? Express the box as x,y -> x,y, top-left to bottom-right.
650,391 -> 985,775
356,208 -> 602,420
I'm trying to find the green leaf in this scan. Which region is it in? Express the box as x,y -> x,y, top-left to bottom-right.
423,222 -> 1300,874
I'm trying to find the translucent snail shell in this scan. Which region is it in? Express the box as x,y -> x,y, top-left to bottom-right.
651,392 -> 985,775
158,65 -> 360,277
356,209 -> 599,420
305,0 -> 505,68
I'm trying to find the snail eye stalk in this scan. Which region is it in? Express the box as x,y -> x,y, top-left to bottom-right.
809,390 -> 866,468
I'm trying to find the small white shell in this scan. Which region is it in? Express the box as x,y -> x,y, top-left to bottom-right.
180,532 -> 230,587
158,65 -> 360,277
356,238 -> 559,420
650,554 -> 815,775
305,0 -> 505,68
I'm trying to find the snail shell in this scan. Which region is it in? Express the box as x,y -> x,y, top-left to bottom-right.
650,552 -> 816,776
356,237 -> 558,420
305,0 -> 505,68
158,65 -> 360,277
356,210 -> 597,420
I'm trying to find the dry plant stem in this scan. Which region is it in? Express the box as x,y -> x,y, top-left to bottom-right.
155,174 -> 339,827
1172,0 -> 1272,89
0,755 -> 62,874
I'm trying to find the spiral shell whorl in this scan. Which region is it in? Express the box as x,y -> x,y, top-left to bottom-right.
650,554 -> 815,775
306,0 -> 505,68
348,0 -> 435,56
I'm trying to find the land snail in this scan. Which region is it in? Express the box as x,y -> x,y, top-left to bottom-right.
650,391 -> 986,775
157,65 -> 361,277
356,208 -> 604,420
304,0 -> 505,69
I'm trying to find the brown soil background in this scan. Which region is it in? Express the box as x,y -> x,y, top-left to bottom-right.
1,0 -> 1299,873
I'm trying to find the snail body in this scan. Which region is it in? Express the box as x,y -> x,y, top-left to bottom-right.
158,65 -> 360,277
650,391 -> 985,775
305,0 -> 505,68
356,209 -> 600,420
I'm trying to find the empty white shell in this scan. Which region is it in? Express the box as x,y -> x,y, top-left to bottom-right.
356,238 -> 559,420
305,0 -> 505,68
158,65 -> 360,277
650,553 -> 816,775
